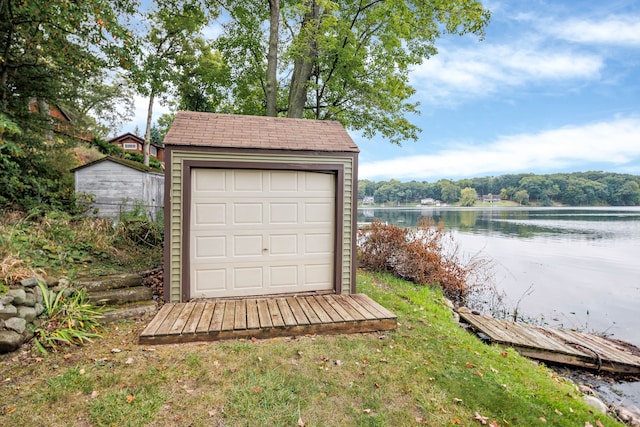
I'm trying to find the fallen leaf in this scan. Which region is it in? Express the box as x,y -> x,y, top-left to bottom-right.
125,358 -> 134,365
465,362 -> 476,369
374,383 -> 381,389
489,421 -> 500,427
539,417 -> 546,423
554,409 -> 563,416
297,416 -> 305,426
257,357 -> 263,362
213,360 -> 220,367
111,348 -> 121,353
474,412 -> 489,424
490,366 -> 499,374
473,370 -> 484,377
90,390 -> 99,399
253,386 -> 261,393
7,407 -> 16,414
584,423 -> 593,427
335,360 -> 343,366
79,368 -> 85,375
595,421 -> 604,427
451,418 -> 462,424
126,394 -> 135,403
453,398 -> 463,404
162,402 -> 173,411
363,408 -> 372,414
230,367 -> 238,373
208,410 -> 216,418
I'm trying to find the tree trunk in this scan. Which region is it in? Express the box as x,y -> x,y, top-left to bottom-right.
143,92 -> 154,167
287,0 -> 319,119
266,0 -> 279,117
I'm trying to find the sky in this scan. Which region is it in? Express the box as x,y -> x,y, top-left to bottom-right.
123,0 -> 640,182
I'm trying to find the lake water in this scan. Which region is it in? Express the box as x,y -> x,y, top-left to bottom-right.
358,207 -> 640,346
359,206 -> 640,407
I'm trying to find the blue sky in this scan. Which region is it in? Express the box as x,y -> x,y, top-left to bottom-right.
125,0 -> 640,182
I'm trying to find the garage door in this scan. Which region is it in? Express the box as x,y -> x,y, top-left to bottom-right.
190,169 -> 335,298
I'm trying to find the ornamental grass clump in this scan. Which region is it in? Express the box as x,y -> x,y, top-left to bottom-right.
33,281 -> 104,354
357,219 -> 492,306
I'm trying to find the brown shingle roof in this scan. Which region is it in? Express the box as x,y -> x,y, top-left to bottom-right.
164,112 -> 359,153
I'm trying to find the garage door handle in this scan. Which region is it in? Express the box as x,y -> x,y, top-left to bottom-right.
263,248 -> 268,251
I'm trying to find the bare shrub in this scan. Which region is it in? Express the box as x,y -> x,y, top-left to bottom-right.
358,219 -> 493,306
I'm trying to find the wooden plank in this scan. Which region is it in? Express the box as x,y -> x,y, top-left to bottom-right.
267,299 -> 285,327
322,295 -> 355,321
339,295 -> 377,320
296,297 -> 322,324
286,297 -> 310,325
313,295 -> 344,322
155,303 -> 187,336
221,301 -> 236,331
352,294 -> 397,319
209,302 -> 225,332
257,299 -> 273,328
303,296 -> 333,323
276,298 -> 298,326
234,300 -> 247,330
140,303 -> 174,337
246,299 -> 260,330
332,295 -> 365,321
196,302 -> 216,334
182,302 -> 206,334
168,302 -> 196,334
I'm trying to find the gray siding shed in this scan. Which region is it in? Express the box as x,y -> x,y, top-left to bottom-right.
73,156 -> 164,220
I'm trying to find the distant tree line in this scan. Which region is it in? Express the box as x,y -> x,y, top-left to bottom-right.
358,172 -> 640,206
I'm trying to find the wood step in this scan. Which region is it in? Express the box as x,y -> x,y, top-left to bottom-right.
87,286 -> 153,306
77,274 -> 143,292
99,301 -> 158,323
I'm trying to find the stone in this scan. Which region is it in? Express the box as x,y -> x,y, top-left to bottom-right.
0,330 -> 24,353
0,318 -> 4,329
584,395 -> 608,414
8,288 -> 26,305
33,286 -> 44,304
1,295 -> 14,306
615,404 -> 640,427
0,304 -> 17,320
20,277 -> 40,287
5,317 -> 27,334
58,277 -> 71,288
23,290 -> 37,307
35,303 -> 45,316
17,306 -> 37,322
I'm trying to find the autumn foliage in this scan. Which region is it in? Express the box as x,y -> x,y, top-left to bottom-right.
357,219 -> 492,306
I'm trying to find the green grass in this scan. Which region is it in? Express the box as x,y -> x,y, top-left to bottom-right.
0,271 -> 623,426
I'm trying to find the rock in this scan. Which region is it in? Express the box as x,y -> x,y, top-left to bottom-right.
5,317 -> 27,334
17,306 -> 37,322
615,404 -> 640,427
0,304 -> 17,320
99,301 -> 158,323
0,330 -> 24,353
20,277 -> 40,288
33,285 -> 44,304
23,290 -> 37,307
35,303 -> 45,316
0,318 -> 4,329
1,295 -> 14,305
58,277 -> 71,288
584,395 -> 608,414
8,288 -> 26,305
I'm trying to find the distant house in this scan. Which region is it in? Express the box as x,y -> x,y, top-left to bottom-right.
72,156 -> 164,221
482,194 -> 501,203
362,196 -> 375,205
421,198 -> 435,205
28,100 -> 92,141
108,133 -> 165,164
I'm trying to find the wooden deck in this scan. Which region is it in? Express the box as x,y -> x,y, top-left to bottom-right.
459,310 -> 640,374
139,294 -> 397,345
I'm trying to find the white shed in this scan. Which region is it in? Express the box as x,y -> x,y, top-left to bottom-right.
73,156 -> 164,220
163,112 -> 359,303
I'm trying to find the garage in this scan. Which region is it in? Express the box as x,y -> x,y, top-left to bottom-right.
163,112 -> 359,303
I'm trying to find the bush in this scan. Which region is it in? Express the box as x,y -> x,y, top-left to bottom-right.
357,219 -> 493,306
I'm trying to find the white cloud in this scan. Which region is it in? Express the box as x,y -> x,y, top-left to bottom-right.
411,43 -> 602,104
549,15 -> 640,46
359,117 -> 640,180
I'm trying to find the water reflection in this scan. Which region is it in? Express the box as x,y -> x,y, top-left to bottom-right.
357,207 -> 640,241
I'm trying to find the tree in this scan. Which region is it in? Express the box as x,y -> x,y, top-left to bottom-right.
214,0 -> 490,144
131,0 -> 215,165
514,190 -> 530,206
440,181 -> 461,204
460,187 -> 477,206
0,0 -> 137,210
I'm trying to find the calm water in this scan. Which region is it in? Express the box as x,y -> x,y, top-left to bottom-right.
358,207 -> 640,347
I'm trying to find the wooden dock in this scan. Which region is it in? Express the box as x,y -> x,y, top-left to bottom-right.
459,309 -> 640,374
139,294 -> 397,345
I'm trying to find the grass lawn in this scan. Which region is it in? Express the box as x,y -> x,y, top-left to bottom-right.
0,271 -> 622,426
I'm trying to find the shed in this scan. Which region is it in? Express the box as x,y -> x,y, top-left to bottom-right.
163,112 -> 359,303
72,156 -> 164,220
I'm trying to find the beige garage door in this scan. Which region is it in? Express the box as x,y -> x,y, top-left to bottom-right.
190,169 -> 335,298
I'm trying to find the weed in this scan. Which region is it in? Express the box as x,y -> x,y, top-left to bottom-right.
358,219 -> 493,306
32,281 -> 104,354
